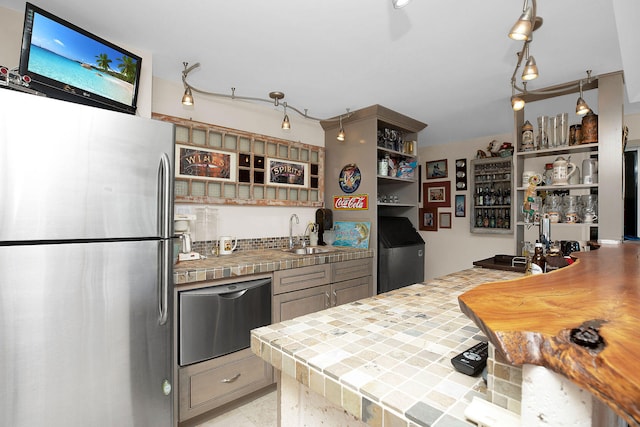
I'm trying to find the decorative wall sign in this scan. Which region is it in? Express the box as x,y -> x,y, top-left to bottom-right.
455,194 -> 466,217
419,208 -> 437,231
455,158 -> 467,190
176,144 -> 236,181
333,194 -> 369,210
338,163 -> 361,194
267,158 -> 309,187
439,212 -> 452,229
333,221 -> 371,248
423,181 -> 451,208
426,159 -> 448,179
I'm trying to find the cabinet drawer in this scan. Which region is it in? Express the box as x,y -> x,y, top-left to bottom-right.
273,264 -> 331,295
331,258 -> 373,283
178,348 -> 273,421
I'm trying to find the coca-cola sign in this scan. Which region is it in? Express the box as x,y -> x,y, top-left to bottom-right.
333,194 -> 369,210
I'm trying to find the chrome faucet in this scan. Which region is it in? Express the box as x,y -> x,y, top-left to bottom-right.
289,214 -> 299,249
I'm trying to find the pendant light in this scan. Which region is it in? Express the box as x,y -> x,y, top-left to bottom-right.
576,79 -> 591,116
281,103 -> 291,130
392,0 -> 412,9
509,2 -> 534,41
337,115 -> 345,141
511,82 -> 525,111
521,44 -> 538,81
181,87 -> 194,106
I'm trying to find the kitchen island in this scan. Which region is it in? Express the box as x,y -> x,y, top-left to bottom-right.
459,242 -> 640,426
251,268 -> 523,426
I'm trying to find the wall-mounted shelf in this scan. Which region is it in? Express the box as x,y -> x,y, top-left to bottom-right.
154,114 -> 324,207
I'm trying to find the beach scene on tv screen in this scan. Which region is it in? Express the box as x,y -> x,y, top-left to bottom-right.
28,12 -> 137,106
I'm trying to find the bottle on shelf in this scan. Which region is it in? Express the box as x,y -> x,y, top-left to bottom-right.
531,242 -> 546,274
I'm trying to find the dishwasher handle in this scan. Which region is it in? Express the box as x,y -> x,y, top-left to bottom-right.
180,277 -> 271,298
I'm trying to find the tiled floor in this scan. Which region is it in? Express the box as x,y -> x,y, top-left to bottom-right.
196,388 -> 277,427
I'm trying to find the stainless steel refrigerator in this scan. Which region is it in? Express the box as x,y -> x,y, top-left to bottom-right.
0,89 -> 174,426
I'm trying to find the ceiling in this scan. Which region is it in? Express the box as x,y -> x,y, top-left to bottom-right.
2,0 -> 639,145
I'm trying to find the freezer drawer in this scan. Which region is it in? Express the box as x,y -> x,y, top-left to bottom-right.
179,277 -> 272,366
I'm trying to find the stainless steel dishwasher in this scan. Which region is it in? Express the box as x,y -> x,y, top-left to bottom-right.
178,276 -> 271,366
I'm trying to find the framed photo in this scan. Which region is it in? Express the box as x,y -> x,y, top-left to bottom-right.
176,144 -> 236,181
439,212 -> 452,229
266,158 -> 310,187
423,181 -> 451,208
419,208 -> 438,231
426,159 -> 448,179
455,194 -> 466,217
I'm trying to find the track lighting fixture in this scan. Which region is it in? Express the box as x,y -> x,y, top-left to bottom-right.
576,73 -> 592,116
521,44 -> 538,81
180,62 -> 352,128
511,82 -> 525,111
507,2 -> 596,113
181,86 -> 194,106
281,103 -> 291,130
337,115 -> 345,141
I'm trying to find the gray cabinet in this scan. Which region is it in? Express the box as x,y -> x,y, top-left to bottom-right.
272,258 -> 372,323
321,106 -> 426,293
177,348 -> 273,422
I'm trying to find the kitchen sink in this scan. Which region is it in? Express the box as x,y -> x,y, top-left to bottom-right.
282,246 -> 334,255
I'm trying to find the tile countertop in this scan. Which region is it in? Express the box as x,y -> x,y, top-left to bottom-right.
250,268 -> 523,427
173,247 -> 374,285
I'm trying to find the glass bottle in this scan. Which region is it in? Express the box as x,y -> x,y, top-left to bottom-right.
531,242 -> 546,274
476,210 -> 483,227
483,210 -> 490,228
489,210 -> 496,228
504,209 -> 510,229
522,120 -> 534,151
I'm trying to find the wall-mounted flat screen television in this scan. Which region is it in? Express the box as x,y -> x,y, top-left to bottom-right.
18,2 -> 142,114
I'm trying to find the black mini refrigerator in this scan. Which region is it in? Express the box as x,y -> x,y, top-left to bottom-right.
378,216 -> 425,293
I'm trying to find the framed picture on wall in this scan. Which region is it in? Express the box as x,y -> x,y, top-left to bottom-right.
419,207 -> 437,231
439,212 -> 452,229
423,181 -> 451,209
455,194 -> 466,217
426,159 -> 448,179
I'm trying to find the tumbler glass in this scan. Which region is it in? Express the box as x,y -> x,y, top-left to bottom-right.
537,115 -> 548,150
558,113 -> 569,146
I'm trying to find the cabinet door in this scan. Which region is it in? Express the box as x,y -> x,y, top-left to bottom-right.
332,276 -> 372,307
272,264 -> 330,295
272,284 -> 331,323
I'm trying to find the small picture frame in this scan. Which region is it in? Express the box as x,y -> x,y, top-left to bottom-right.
439,212 -> 452,229
419,208 -> 438,231
455,194 -> 466,217
423,181 -> 451,209
426,159 -> 448,179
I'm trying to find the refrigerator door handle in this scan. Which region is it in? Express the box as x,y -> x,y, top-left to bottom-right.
158,153 -> 172,326
159,153 -> 172,239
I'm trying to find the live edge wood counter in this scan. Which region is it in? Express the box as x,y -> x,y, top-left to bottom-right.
458,242 -> 640,426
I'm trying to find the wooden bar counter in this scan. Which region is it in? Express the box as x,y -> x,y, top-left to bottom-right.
458,242 -> 640,425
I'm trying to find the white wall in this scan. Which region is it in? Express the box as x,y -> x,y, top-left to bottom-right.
152,77 -> 326,240
418,134 -> 516,281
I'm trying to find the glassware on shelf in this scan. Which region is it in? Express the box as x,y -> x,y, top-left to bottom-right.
544,195 -> 562,223
557,113 -> 569,146
562,194 -> 582,224
537,115 -> 549,150
581,194 -> 598,223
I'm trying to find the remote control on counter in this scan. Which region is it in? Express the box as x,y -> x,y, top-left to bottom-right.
451,341 -> 489,376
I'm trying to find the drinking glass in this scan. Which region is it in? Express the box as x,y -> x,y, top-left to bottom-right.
557,113 -> 569,146
537,115 -> 548,150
